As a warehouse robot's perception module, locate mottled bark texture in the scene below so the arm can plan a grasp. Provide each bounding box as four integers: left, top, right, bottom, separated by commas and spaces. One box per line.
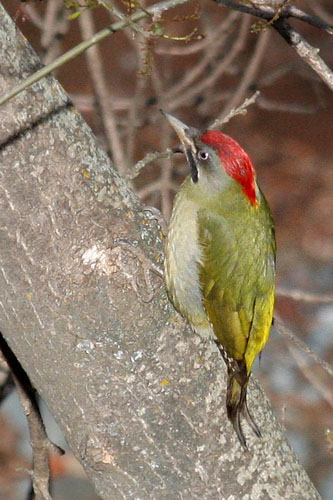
0, 5, 320, 500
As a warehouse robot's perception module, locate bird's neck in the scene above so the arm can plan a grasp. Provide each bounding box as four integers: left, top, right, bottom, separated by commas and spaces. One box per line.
181, 175, 259, 217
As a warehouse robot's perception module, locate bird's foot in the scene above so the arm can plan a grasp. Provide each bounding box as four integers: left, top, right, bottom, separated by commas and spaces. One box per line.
143, 206, 168, 238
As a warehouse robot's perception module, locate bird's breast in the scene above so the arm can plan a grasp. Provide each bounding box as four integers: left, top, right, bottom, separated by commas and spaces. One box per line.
164, 192, 213, 339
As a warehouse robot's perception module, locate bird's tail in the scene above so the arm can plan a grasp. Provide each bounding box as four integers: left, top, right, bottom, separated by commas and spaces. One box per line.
226, 363, 261, 449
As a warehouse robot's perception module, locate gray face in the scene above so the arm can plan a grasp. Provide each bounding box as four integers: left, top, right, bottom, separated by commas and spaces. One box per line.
162, 111, 235, 195
187, 141, 232, 195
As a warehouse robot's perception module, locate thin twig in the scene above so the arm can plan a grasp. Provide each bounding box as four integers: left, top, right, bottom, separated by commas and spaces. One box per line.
170, 15, 251, 109
22, 3, 44, 29
213, 0, 333, 33
159, 122, 174, 219
136, 178, 179, 200
164, 10, 240, 100
259, 63, 293, 87
149, 61, 175, 219
209, 90, 260, 129
15, 381, 54, 500
287, 345, 333, 408
273, 18, 333, 91
257, 95, 322, 114
70, 93, 130, 112
0, 0, 192, 107
124, 21, 151, 170
213, 0, 333, 91
41, 0, 69, 65
127, 148, 176, 180
274, 316, 333, 378
156, 5, 237, 57
78, 10, 128, 175
215, 27, 269, 122
0, 334, 63, 500
104, 0, 154, 39
0, 358, 14, 403
276, 287, 333, 304
305, 0, 333, 26
105, 0, 155, 171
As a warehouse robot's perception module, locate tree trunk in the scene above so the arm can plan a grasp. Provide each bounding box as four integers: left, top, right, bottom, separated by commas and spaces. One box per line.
0, 5, 320, 499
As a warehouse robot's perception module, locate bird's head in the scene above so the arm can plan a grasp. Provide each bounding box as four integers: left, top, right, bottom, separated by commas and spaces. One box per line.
162, 111, 258, 207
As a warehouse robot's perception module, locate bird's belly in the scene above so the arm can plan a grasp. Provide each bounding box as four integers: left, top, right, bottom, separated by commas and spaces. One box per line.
164, 200, 214, 339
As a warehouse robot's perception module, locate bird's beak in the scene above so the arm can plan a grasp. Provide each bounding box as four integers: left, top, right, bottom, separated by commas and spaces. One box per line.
161, 110, 198, 155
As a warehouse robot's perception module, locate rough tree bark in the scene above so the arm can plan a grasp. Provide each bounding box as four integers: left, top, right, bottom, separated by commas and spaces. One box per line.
0, 5, 320, 500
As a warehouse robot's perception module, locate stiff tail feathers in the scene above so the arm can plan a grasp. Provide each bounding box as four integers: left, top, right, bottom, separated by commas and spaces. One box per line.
215, 341, 261, 448
226, 367, 261, 449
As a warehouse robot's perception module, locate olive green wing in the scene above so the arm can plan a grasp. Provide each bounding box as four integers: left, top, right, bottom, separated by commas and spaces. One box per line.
197, 206, 275, 373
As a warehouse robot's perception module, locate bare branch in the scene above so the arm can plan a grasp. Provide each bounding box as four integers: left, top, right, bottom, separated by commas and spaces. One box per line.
159, 130, 174, 219
287, 345, 333, 408
0, 0, 192, 108
15, 383, 53, 500
213, 0, 333, 33
283, 4, 333, 34
0, 335, 63, 500
273, 18, 333, 91
257, 95, 323, 114
214, 27, 269, 122
276, 287, 333, 304
213, 0, 333, 90
170, 15, 251, 109
305, 0, 333, 26
156, 9, 239, 56
124, 35, 151, 171
78, 10, 128, 174
0, 357, 14, 403
274, 316, 333, 378
136, 178, 179, 199
127, 148, 176, 180
21, 3, 43, 29
209, 90, 260, 128
165, 11, 240, 102
40, 0, 69, 64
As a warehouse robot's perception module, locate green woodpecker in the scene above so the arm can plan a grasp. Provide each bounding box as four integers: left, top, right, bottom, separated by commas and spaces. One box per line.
163, 111, 276, 448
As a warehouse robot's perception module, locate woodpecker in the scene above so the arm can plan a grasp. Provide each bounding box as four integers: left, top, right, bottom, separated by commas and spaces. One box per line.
163, 111, 276, 448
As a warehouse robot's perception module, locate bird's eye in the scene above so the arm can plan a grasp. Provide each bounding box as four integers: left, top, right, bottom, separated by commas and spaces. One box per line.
198, 150, 210, 161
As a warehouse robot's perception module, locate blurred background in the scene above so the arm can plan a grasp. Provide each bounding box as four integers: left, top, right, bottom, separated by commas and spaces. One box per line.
1, 0, 332, 498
